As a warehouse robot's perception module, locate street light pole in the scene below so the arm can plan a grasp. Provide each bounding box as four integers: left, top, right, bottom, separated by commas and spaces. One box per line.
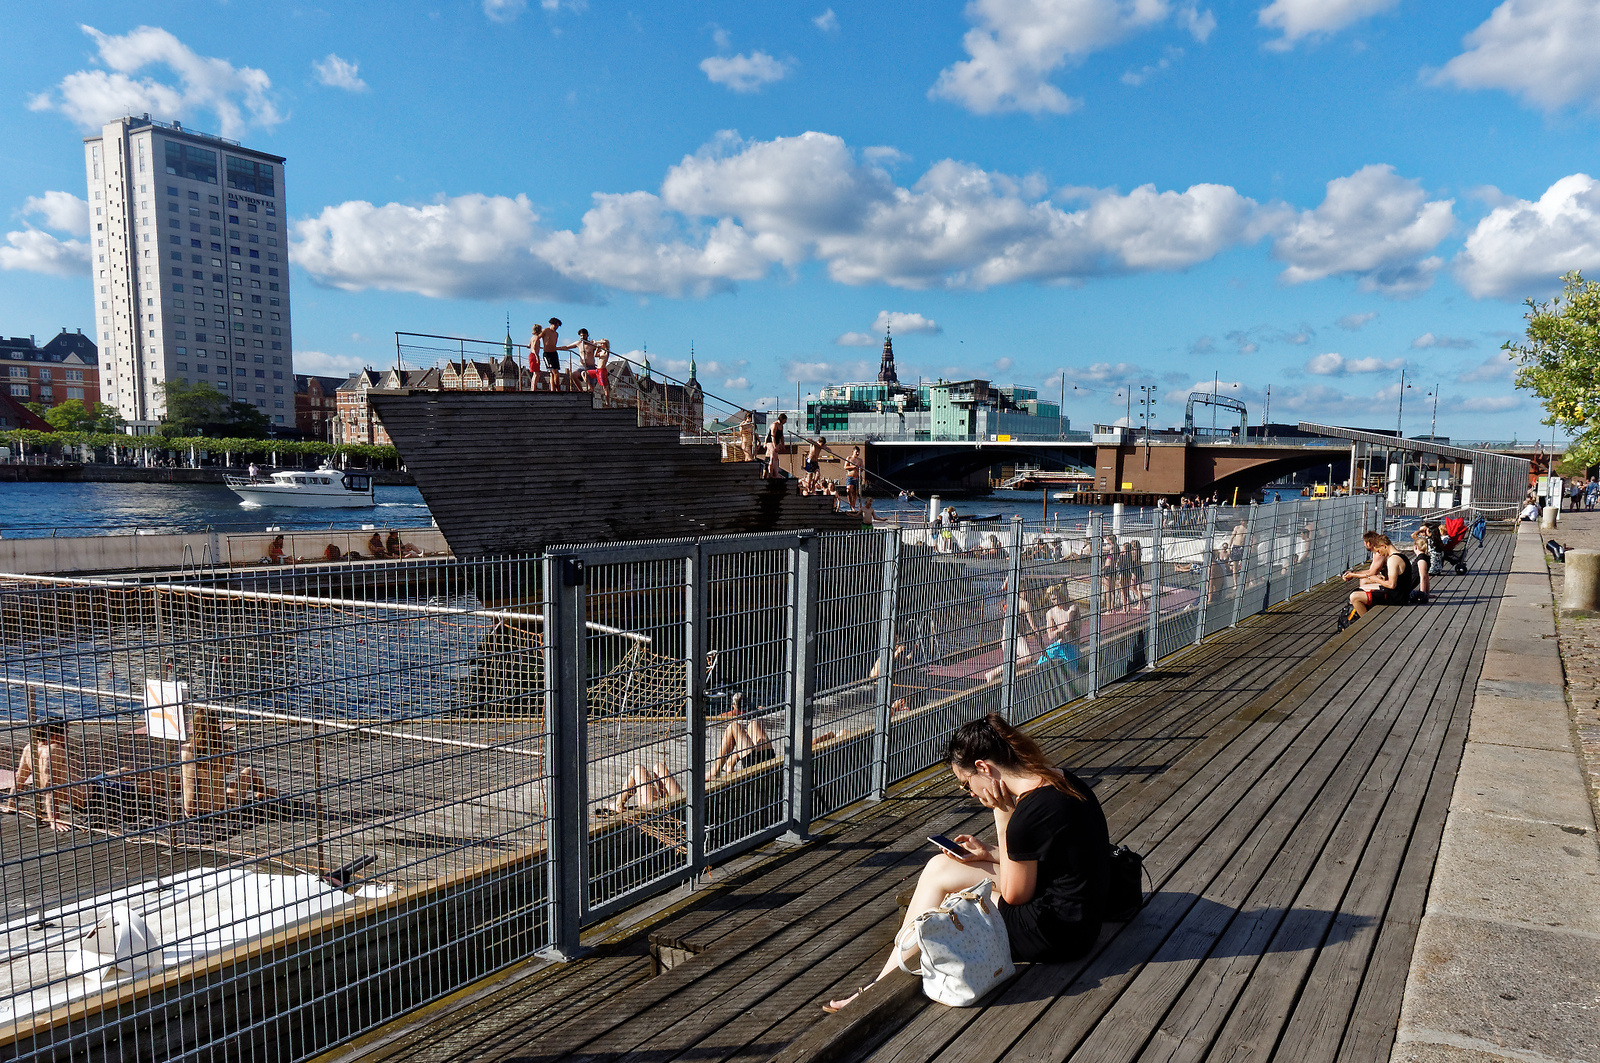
1397, 367, 1408, 437
1212, 371, 1219, 433
1059, 371, 1065, 439
1140, 384, 1156, 469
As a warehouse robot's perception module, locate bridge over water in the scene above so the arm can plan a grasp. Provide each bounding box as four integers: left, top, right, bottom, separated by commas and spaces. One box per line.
862, 427, 1543, 505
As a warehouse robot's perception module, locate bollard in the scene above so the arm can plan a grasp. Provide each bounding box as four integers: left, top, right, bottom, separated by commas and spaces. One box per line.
1540, 506, 1558, 531
1562, 549, 1600, 615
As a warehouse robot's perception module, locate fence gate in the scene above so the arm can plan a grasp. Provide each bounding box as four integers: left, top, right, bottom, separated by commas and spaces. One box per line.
543, 531, 815, 939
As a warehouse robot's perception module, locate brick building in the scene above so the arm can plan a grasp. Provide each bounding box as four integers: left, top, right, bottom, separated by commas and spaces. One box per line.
294, 373, 346, 441
334, 367, 441, 446
1, 330, 101, 412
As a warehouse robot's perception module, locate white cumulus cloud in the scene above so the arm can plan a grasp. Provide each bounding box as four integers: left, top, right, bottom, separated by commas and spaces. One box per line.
290, 131, 1472, 307
1431, 0, 1600, 111
931, 0, 1215, 115
784, 360, 838, 383
1336, 310, 1378, 330
20, 191, 90, 235
835, 332, 875, 346
1410, 332, 1474, 349
291, 194, 594, 301
537, 191, 770, 297
700, 52, 788, 93
873, 310, 942, 335
1453, 173, 1600, 299
313, 54, 366, 92
0, 229, 90, 277
1257, 0, 1399, 50
723, 376, 751, 390
1459, 350, 1517, 382
294, 350, 367, 378
814, 8, 839, 32
1304, 352, 1405, 375
483, 0, 526, 21
29, 25, 280, 138
0, 191, 92, 276
1271, 164, 1454, 296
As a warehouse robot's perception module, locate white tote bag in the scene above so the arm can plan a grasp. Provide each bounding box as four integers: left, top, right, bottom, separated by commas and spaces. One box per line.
895, 879, 1015, 1006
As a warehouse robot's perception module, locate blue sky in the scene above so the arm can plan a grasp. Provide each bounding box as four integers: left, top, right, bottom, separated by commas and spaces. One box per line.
5, 1, 1600, 443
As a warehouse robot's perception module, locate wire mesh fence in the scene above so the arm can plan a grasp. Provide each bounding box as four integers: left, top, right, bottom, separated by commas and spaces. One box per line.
0, 495, 1379, 1061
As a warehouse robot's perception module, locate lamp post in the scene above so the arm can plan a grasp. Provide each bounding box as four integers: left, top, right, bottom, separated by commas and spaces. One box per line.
1139, 384, 1157, 469
1059, 371, 1065, 440
1263, 385, 1271, 441
1397, 367, 1408, 437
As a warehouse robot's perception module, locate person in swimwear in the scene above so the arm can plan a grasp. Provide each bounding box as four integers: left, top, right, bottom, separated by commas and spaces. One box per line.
845, 447, 864, 512
568, 329, 610, 401
539, 318, 575, 392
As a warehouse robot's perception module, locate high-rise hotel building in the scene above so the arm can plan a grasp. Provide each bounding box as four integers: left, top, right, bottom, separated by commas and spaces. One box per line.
84, 115, 293, 430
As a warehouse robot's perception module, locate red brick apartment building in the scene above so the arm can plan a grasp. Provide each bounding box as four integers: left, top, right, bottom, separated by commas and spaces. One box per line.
1, 330, 101, 412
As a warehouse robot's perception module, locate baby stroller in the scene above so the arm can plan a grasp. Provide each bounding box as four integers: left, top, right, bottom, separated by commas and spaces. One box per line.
1437, 517, 1473, 574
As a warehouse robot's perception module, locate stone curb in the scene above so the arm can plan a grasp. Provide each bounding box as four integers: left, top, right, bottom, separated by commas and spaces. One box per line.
1391, 525, 1600, 1063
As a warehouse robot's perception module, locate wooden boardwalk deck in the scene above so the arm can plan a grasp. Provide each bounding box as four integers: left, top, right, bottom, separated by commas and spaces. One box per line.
329, 530, 1513, 1063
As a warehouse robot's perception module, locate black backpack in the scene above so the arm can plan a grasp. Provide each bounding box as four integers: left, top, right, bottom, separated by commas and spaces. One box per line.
1105, 844, 1148, 922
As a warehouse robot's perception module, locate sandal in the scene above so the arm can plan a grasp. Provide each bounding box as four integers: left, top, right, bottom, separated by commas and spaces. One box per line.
822, 987, 867, 1014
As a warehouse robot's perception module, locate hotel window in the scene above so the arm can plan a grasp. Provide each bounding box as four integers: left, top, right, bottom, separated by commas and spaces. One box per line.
7, 367, 25, 378
67, 388, 84, 400
9, 385, 28, 397
67, 370, 83, 381
38, 387, 52, 399
175, 363, 187, 372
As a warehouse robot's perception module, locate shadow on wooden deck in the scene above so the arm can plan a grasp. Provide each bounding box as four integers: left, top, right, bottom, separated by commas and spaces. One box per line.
324, 531, 1514, 1063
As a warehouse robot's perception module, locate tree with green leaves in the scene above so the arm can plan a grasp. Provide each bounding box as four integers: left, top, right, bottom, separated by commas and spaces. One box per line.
1507, 270, 1600, 473
157, 380, 270, 439
41, 399, 121, 433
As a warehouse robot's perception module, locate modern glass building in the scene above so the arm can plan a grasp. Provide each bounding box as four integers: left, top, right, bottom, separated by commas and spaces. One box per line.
84, 115, 293, 430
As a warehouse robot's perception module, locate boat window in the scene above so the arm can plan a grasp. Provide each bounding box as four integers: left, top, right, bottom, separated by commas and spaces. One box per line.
321, 477, 331, 484
295, 477, 306, 484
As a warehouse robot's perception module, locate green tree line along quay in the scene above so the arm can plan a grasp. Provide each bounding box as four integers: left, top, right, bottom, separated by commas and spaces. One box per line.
9, 379, 401, 466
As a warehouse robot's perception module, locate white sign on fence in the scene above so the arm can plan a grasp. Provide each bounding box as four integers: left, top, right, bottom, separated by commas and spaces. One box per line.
143, 680, 189, 741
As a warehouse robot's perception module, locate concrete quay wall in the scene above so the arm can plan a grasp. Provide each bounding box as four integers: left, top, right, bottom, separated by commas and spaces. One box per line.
0, 527, 452, 575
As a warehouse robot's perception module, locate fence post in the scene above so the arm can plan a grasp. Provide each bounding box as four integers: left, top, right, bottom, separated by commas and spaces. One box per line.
540, 553, 588, 961
784, 531, 819, 843
1230, 503, 1259, 626
685, 543, 709, 875
1146, 516, 1163, 669
869, 529, 901, 801
1194, 506, 1218, 646
999, 516, 1025, 721
1088, 512, 1102, 696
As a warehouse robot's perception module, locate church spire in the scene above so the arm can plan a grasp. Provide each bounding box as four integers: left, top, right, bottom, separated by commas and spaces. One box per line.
877, 325, 899, 386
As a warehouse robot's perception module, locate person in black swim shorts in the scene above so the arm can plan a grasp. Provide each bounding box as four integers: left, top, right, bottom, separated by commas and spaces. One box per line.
1343, 531, 1411, 619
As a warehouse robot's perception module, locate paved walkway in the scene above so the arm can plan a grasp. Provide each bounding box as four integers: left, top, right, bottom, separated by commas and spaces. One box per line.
1392, 522, 1600, 1063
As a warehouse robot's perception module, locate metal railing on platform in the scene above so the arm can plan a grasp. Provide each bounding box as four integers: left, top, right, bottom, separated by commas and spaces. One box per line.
0, 494, 1380, 1062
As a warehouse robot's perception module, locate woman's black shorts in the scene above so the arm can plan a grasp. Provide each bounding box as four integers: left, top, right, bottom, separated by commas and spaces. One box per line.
997, 899, 1097, 963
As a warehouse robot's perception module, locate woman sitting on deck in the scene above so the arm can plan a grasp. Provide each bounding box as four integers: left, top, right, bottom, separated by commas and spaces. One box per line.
180, 709, 275, 818
825, 714, 1109, 1012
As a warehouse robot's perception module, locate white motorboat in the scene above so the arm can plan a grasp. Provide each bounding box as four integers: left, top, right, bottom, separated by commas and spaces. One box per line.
225, 465, 375, 508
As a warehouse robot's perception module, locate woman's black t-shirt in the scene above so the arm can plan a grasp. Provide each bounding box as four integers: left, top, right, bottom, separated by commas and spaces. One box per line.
1004, 772, 1111, 934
